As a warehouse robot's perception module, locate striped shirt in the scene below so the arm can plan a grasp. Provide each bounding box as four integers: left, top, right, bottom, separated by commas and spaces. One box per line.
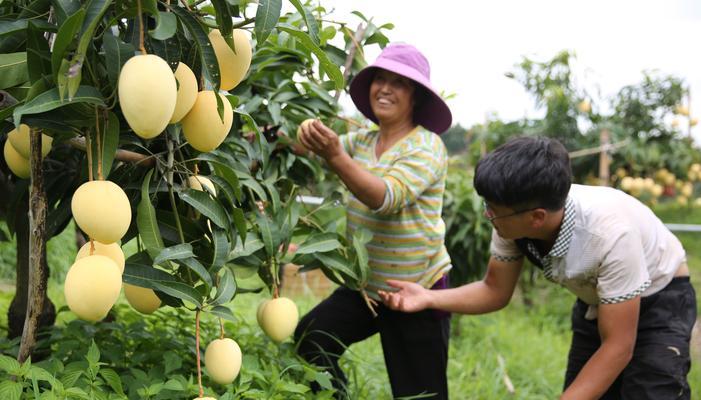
341, 127, 452, 298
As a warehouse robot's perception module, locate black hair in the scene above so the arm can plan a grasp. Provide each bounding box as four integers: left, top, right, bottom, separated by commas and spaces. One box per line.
474, 136, 572, 210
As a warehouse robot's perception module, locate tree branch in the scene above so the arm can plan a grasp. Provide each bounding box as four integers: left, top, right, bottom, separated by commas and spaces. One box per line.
68, 137, 156, 167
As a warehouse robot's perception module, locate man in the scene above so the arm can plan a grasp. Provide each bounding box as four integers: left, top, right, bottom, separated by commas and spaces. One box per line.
379, 136, 696, 399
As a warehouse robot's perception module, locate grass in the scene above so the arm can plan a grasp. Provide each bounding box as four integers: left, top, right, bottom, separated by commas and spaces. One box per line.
0, 206, 699, 398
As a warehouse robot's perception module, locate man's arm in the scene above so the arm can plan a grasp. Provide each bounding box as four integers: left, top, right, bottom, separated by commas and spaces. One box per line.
560, 298, 639, 400
379, 256, 523, 314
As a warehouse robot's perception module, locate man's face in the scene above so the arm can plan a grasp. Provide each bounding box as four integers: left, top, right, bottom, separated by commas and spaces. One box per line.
483, 201, 537, 239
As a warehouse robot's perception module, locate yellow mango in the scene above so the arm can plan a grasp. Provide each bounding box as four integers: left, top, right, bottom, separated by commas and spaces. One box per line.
259, 297, 299, 343
256, 299, 270, 327
8, 124, 53, 159
170, 63, 199, 123
181, 91, 233, 152
118, 54, 177, 139
209, 29, 252, 91
187, 175, 216, 195
71, 180, 131, 243
76, 241, 125, 273
204, 338, 243, 384
64, 255, 122, 321
124, 283, 161, 314
3, 140, 30, 179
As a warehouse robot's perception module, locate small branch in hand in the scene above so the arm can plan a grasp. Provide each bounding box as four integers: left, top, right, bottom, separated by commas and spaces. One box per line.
360, 289, 378, 317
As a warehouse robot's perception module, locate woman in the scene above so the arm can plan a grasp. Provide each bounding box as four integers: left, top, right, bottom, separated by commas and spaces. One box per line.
295, 43, 453, 399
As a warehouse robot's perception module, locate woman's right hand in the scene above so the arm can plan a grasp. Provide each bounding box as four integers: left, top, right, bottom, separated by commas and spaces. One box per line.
298, 120, 344, 162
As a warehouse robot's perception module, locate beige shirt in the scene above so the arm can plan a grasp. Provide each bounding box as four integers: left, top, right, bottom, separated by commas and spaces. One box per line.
491, 184, 686, 317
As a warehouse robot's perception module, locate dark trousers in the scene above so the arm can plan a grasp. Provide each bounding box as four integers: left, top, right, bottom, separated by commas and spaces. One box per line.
294, 286, 451, 399
564, 277, 697, 399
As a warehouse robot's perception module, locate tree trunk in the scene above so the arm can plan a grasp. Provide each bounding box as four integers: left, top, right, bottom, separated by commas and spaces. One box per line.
16, 129, 54, 363
7, 203, 55, 341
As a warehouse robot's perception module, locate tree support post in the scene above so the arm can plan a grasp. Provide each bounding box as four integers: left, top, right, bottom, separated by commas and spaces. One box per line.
17, 127, 49, 363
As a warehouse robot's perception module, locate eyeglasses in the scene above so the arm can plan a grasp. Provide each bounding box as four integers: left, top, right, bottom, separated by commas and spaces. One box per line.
482, 201, 540, 223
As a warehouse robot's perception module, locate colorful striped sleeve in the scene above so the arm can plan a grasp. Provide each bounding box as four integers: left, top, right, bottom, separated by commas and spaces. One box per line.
340, 130, 361, 156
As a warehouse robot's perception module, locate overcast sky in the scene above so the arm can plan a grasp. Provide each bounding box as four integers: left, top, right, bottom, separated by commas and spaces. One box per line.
321, 0, 701, 140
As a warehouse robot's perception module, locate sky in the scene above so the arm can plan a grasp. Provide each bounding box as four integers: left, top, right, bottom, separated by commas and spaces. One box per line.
319, 0, 701, 140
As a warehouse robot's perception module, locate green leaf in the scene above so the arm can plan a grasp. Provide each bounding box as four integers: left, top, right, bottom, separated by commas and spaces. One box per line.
255, 212, 274, 256
177, 257, 213, 288
352, 230, 371, 284
254, 0, 281, 45
240, 177, 268, 202
211, 0, 233, 38
263, 179, 280, 214
0, 354, 21, 374
148, 35, 181, 71
231, 207, 247, 244
102, 31, 134, 90
63, 0, 110, 99
277, 25, 344, 90
26, 20, 52, 83
198, 153, 243, 201
52, 0, 81, 23
0, 52, 28, 90
211, 227, 230, 269
99, 368, 125, 395
210, 268, 236, 305
206, 175, 238, 210
230, 236, 264, 258
314, 252, 358, 281
149, 11, 177, 40
0, 381, 22, 400
296, 233, 341, 254
153, 243, 194, 265
123, 261, 175, 288
151, 281, 203, 307
0, 20, 29, 37
137, 169, 165, 260
51, 9, 86, 80
12, 85, 105, 126
170, 5, 221, 89
209, 305, 236, 322
180, 189, 229, 229
163, 352, 182, 376
86, 340, 100, 366
315, 371, 334, 391
100, 111, 120, 177
287, 0, 319, 44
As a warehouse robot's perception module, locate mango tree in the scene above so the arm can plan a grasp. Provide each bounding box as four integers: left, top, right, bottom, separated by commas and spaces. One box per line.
0, 0, 392, 395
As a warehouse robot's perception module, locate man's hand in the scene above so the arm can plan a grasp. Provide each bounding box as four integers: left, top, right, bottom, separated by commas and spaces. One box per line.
298, 120, 344, 161
378, 280, 434, 312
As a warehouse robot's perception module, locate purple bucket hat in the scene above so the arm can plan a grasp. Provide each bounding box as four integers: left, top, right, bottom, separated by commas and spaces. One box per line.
349, 43, 452, 134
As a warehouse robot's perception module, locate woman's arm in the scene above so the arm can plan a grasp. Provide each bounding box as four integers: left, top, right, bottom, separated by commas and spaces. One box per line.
299, 120, 386, 209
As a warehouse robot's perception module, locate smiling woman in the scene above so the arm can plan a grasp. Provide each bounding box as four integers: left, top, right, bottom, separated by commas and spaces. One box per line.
294, 42, 454, 399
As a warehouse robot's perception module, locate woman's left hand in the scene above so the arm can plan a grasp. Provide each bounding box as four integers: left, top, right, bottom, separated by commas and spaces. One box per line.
298, 120, 344, 161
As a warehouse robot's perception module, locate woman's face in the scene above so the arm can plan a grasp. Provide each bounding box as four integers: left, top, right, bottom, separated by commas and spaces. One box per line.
369, 69, 416, 126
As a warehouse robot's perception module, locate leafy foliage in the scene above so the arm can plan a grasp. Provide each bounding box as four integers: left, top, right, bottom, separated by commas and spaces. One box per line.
0, 305, 335, 399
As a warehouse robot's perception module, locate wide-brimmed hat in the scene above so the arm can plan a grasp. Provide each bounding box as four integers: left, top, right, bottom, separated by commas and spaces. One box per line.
349, 43, 452, 134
